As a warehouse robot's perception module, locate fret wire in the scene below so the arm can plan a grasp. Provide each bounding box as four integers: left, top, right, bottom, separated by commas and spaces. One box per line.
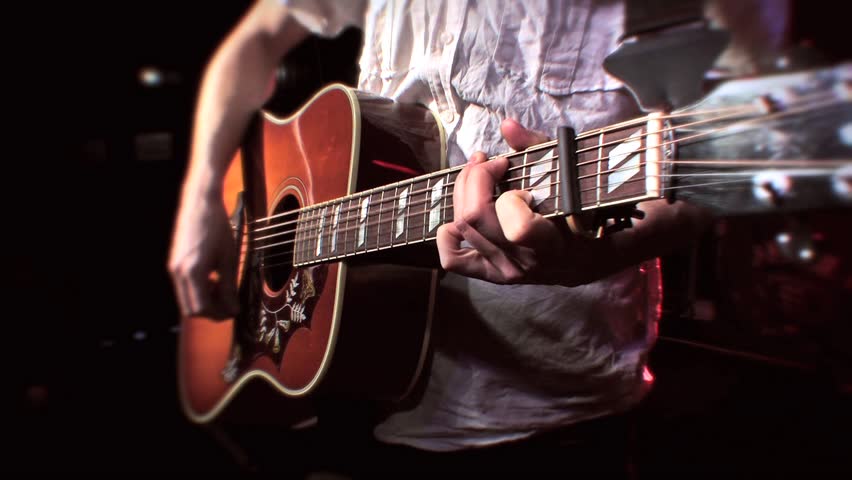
347, 200, 354, 254
296, 208, 307, 264
403, 183, 411, 245
422, 177, 430, 241
292, 210, 300, 264
597, 132, 603, 206
301, 208, 310, 263
324, 205, 331, 259
554, 151, 560, 214
325, 205, 333, 259
342, 198, 350, 256
391, 185, 398, 249
376, 189, 383, 250
363, 192, 370, 254
308, 207, 317, 262
332, 203, 341, 256
380, 188, 387, 249
443, 172, 452, 225
291, 211, 300, 264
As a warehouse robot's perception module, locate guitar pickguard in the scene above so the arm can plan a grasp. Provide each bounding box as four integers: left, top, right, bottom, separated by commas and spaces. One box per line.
224, 265, 328, 383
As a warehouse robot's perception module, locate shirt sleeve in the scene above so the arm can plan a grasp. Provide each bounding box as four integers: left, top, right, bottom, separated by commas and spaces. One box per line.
281, 0, 366, 37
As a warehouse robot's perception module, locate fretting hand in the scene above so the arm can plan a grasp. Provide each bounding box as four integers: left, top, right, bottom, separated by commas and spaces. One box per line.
436, 119, 579, 285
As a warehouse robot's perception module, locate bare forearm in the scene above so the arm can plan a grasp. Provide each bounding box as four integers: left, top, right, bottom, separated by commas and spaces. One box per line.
183, 1, 308, 200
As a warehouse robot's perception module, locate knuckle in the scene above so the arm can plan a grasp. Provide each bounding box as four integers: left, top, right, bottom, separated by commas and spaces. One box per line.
502, 224, 525, 244
168, 260, 187, 278
439, 254, 459, 272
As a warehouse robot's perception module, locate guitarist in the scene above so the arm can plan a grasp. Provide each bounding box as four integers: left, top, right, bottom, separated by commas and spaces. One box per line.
168, 0, 790, 475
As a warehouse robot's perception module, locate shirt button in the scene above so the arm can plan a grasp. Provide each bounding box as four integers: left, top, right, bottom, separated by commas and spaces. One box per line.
440, 31, 454, 45
441, 110, 455, 123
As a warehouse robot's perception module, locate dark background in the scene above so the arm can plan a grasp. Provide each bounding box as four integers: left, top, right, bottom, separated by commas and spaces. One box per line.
9, 0, 851, 473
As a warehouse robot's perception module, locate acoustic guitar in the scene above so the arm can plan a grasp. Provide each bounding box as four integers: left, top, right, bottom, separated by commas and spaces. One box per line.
178, 62, 852, 424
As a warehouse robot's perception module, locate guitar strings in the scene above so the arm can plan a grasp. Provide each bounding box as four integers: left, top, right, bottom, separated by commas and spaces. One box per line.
237, 92, 850, 254
246, 149, 851, 256
247, 168, 846, 271
244, 90, 842, 230
246, 162, 848, 264
249, 149, 851, 255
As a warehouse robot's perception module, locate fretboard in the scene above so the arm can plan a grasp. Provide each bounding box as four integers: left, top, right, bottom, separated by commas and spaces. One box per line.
291, 142, 569, 266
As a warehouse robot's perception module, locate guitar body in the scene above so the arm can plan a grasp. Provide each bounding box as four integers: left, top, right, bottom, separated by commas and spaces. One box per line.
178, 85, 446, 424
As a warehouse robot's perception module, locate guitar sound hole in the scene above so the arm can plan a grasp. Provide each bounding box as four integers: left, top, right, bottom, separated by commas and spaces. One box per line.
262, 194, 299, 292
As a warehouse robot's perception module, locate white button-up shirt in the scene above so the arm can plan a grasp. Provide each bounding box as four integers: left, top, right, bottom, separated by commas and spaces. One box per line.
285, 0, 660, 452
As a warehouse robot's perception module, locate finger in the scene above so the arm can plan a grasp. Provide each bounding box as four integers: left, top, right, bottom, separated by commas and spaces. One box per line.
495, 190, 559, 247
437, 222, 521, 282
459, 156, 509, 242
453, 152, 487, 223
176, 273, 209, 317
495, 190, 536, 244
500, 118, 550, 151
456, 221, 525, 282
437, 223, 475, 271
173, 275, 195, 317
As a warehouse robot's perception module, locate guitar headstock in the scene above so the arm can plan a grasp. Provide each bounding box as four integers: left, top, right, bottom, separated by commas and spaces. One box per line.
667, 62, 852, 216
559, 62, 852, 237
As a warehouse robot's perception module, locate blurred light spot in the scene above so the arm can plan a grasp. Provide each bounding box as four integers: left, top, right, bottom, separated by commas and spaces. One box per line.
132, 330, 147, 341
833, 165, 852, 198
839, 124, 852, 146
139, 67, 162, 87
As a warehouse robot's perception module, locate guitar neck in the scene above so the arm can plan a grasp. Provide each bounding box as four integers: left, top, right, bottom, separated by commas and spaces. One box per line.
290, 140, 568, 266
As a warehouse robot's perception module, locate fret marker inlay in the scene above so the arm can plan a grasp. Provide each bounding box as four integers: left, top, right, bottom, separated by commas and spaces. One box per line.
315, 207, 327, 257
357, 196, 370, 247
428, 178, 444, 232
530, 149, 555, 207
396, 187, 409, 238
607, 129, 643, 193
331, 204, 341, 252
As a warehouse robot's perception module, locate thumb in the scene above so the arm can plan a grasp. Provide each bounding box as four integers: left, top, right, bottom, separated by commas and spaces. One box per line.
500, 118, 550, 151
